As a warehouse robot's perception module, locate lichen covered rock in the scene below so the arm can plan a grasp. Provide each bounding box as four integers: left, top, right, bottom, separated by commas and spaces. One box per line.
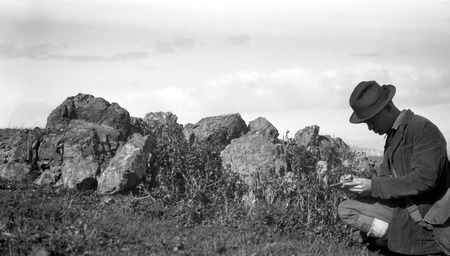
98, 133, 155, 195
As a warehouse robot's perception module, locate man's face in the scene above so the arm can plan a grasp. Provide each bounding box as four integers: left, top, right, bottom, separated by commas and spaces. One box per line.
364, 108, 391, 135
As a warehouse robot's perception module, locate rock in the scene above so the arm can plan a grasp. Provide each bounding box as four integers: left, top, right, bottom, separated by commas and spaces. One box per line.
318, 135, 350, 154
294, 125, 320, 147
34, 169, 60, 186
185, 113, 248, 147
0, 163, 29, 181
45, 93, 131, 138
37, 129, 64, 176
98, 133, 155, 195
248, 117, 279, 140
0, 128, 42, 181
58, 120, 122, 189
144, 112, 179, 127
327, 136, 351, 155
129, 117, 145, 136
294, 125, 352, 165
138, 112, 187, 191
183, 123, 196, 145
142, 112, 185, 141
221, 132, 286, 186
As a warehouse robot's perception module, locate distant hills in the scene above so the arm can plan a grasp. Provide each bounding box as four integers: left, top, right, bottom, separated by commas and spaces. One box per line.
351, 146, 383, 157
351, 146, 450, 168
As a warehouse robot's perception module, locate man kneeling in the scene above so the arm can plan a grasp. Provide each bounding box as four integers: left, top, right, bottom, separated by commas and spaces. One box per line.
337, 81, 450, 255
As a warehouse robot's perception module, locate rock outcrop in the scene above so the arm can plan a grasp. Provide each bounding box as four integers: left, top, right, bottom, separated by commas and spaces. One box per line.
0, 128, 42, 181
0, 92, 373, 195
184, 113, 249, 147
98, 133, 155, 195
142, 112, 185, 142
58, 120, 122, 189
294, 125, 320, 147
248, 117, 279, 140
295, 125, 351, 156
143, 112, 179, 128
221, 132, 286, 186
46, 93, 131, 139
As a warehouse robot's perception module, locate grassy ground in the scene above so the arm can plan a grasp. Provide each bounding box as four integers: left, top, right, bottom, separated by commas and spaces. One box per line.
0, 179, 391, 256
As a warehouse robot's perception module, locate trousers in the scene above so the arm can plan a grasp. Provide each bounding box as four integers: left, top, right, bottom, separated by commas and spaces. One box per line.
338, 197, 449, 255
338, 196, 396, 235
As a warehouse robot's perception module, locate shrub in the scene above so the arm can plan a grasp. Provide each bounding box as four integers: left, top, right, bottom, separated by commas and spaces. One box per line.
144, 125, 376, 243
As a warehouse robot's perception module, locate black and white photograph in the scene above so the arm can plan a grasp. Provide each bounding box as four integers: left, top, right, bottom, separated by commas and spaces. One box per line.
1, 1, 450, 255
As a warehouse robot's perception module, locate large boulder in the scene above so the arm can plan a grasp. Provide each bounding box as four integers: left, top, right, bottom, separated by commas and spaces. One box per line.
294, 125, 320, 147
294, 125, 351, 161
56, 120, 122, 189
185, 113, 249, 146
46, 93, 131, 139
0, 128, 42, 181
318, 135, 351, 156
221, 132, 286, 186
143, 112, 179, 128
248, 117, 279, 140
141, 112, 184, 139
98, 133, 155, 195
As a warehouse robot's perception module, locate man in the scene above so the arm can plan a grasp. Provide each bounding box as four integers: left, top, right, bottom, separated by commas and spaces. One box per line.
337, 81, 450, 255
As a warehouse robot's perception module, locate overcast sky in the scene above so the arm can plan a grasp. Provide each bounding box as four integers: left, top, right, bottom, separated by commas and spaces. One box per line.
1, 0, 450, 154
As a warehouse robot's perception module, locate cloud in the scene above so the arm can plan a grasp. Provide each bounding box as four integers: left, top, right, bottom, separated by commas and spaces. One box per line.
102, 62, 450, 124
155, 41, 176, 55
190, 68, 333, 114
350, 53, 381, 57
154, 37, 196, 55
0, 43, 68, 59
52, 52, 149, 62
173, 37, 196, 50
226, 34, 252, 47
0, 43, 149, 62
183, 63, 450, 116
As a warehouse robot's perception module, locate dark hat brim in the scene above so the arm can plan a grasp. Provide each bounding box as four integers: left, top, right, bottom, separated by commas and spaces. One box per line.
349, 84, 396, 124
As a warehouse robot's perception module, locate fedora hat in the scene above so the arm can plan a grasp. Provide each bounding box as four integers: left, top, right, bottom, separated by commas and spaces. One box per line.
349, 81, 396, 124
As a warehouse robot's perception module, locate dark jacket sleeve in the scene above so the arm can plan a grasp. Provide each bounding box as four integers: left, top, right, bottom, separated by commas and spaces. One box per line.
371, 117, 447, 200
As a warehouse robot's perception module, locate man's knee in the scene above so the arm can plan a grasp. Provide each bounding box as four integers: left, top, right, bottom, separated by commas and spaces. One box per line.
338, 199, 355, 224
337, 199, 373, 234
337, 199, 389, 239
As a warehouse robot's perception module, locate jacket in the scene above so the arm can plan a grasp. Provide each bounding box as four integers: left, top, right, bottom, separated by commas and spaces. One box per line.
371, 110, 450, 255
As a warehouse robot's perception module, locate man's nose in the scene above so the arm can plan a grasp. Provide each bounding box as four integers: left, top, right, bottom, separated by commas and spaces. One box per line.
367, 123, 374, 131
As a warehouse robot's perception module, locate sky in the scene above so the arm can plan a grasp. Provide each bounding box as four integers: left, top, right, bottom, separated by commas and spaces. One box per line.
1, 0, 450, 155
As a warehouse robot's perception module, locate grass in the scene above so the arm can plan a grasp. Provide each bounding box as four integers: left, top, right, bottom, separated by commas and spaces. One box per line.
0, 178, 390, 256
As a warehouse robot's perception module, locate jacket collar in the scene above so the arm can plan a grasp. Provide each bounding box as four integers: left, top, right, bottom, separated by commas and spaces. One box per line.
391, 109, 407, 131
389, 109, 414, 152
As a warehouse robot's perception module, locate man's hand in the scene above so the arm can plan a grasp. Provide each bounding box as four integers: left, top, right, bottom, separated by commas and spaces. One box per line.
340, 174, 354, 183
342, 177, 372, 196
